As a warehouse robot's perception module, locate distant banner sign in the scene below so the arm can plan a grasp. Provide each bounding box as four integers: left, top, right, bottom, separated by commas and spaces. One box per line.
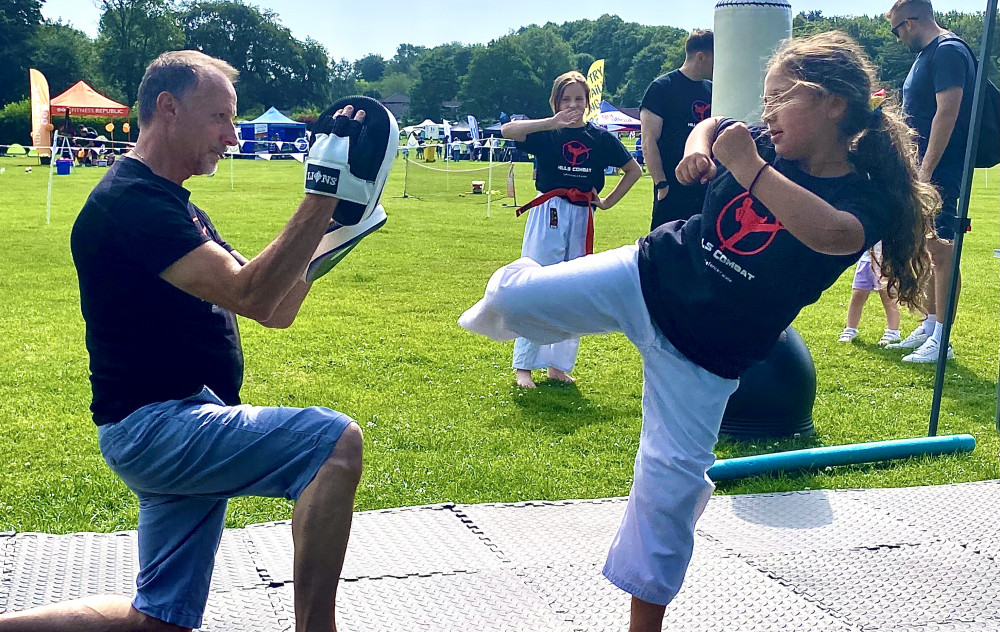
29, 69, 51, 157
586, 59, 605, 123
255, 123, 268, 138
468, 115, 481, 146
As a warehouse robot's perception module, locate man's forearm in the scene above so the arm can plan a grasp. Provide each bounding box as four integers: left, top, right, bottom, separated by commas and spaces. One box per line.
643, 143, 667, 183
234, 196, 335, 317
921, 112, 958, 179
921, 88, 963, 180
260, 279, 312, 329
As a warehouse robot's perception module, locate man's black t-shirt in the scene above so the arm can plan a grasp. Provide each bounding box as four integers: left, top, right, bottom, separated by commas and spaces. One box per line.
902, 34, 975, 194
71, 157, 244, 426
640, 70, 713, 187
637, 125, 889, 379
519, 122, 631, 194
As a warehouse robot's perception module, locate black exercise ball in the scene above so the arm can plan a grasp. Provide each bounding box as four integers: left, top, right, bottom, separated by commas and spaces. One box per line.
720, 325, 816, 440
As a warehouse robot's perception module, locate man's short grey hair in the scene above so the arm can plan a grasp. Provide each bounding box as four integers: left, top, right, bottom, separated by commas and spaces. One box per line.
886, 0, 934, 20
137, 50, 239, 125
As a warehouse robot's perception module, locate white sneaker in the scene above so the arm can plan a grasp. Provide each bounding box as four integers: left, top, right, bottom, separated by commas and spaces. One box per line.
838, 328, 858, 343
902, 338, 955, 363
878, 330, 901, 346
886, 326, 929, 349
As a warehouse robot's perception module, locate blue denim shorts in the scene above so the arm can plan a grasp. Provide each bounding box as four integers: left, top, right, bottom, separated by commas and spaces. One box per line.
97, 387, 354, 629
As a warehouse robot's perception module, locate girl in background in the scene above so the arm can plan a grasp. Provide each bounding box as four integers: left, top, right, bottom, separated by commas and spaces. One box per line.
501, 71, 641, 388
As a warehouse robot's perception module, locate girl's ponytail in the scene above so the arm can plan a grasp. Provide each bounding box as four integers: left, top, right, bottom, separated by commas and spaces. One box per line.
848, 100, 938, 309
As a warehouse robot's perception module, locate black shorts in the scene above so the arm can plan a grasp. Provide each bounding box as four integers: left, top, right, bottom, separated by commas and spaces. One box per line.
933, 188, 960, 240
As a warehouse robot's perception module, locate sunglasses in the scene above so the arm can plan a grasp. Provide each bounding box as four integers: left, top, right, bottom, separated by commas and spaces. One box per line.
891, 17, 914, 38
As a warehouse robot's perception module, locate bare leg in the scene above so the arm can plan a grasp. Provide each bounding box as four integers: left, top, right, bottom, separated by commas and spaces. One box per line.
928, 239, 959, 323
629, 596, 666, 632
292, 423, 364, 632
845, 289, 870, 329
878, 288, 900, 330
924, 261, 937, 322
0, 597, 186, 632
516, 369, 537, 388
546, 367, 576, 383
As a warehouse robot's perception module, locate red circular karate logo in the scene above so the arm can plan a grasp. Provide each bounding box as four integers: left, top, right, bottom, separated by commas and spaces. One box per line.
715, 192, 785, 256
562, 140, 591, 167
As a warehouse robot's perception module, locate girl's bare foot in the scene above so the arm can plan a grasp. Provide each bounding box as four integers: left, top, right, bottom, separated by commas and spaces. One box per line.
546, 367, 576, 383
516, 369, 537, 388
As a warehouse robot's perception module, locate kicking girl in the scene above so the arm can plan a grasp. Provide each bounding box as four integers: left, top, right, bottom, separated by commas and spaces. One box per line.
502, 71, 641, 388
460, 31, 936, 630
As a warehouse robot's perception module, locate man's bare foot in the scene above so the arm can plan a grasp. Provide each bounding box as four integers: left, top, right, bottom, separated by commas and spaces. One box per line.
516, 369, 537, 388
547, 367, 576, 383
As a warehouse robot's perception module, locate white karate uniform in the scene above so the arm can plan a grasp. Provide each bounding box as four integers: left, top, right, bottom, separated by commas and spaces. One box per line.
512, 194, 593, 372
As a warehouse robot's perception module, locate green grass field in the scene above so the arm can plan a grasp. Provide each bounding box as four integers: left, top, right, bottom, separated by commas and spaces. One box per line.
0, 154, 997, 534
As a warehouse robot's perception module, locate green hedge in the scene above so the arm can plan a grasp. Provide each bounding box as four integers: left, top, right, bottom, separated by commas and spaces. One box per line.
0, 100, 32, 146
0, 99, 139, 147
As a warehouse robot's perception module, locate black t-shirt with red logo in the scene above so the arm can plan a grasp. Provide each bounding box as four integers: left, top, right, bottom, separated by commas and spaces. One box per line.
519, 122, 632, 194
640, 70, 713, 187
636, 124, 888, 379
71, 157, 244, 425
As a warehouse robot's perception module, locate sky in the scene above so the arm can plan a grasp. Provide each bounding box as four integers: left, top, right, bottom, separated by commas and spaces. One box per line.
41, 0, 992, 61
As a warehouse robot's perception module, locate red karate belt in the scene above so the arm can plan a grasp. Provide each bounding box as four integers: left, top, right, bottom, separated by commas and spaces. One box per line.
514, 188, 597, 255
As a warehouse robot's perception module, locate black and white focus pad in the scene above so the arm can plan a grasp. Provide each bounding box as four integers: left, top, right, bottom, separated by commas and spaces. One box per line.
305, 95, 398, 226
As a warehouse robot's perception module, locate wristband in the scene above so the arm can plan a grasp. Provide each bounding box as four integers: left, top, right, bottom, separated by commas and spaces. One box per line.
748, 163, 769, 196
654, 180, 669, 190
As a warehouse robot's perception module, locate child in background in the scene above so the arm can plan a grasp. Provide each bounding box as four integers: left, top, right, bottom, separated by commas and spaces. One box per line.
838, 242, 901, 345
501, 71, 642, 388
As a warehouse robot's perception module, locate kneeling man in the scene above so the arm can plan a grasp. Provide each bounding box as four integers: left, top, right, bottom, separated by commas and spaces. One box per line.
0, 50, 386, 632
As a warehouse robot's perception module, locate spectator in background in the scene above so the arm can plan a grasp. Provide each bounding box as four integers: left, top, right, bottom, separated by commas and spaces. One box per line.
884, 0, 975, 363
640, 29, 714, 231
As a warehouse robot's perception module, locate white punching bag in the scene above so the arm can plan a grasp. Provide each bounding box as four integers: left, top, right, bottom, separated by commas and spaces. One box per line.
713, 0, 793, 123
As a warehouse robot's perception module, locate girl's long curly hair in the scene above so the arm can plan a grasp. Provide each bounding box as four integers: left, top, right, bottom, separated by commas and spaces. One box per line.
767, 30, 939, 308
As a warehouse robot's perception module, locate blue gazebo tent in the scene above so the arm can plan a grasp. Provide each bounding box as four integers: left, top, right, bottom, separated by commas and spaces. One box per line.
238, 107, 306, 154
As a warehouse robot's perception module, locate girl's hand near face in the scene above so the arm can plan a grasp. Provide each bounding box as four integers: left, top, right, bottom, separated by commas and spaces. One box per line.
552, 108, 583, 128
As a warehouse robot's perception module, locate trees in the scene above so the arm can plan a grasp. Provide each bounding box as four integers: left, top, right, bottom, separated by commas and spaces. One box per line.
354, 53, 386, 83
510, 26, 574, 86
329, 57, 357, 101
615, 36, 685, 107
460, 37, 547, 119
29, 20, 98, 95
410, 47, 460, 122
96, 0, 183, 104
389, 43, 426, 75
0, 0, 44, 106
182, 1, 332, 111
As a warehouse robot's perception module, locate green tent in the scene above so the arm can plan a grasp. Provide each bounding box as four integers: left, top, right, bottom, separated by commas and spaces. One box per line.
4, 144, 26, 156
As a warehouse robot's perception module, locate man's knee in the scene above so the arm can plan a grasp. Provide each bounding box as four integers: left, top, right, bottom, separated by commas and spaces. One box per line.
320, 422, 363, 485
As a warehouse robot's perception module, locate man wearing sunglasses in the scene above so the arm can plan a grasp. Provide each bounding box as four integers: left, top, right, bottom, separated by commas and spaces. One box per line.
884, 0, 976, 363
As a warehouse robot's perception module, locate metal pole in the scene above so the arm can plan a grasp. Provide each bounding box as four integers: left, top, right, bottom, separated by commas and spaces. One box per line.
929, 0, 996, 436
45, 131, 58, 225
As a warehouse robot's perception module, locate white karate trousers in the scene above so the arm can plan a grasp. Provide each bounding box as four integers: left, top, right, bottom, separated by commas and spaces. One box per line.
512, 196, 592, 372
459, 244, 739, 606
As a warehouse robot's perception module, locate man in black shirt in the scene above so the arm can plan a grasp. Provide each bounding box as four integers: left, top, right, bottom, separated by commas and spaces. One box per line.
1, 51, 362, 632
641, 29, 714, 230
